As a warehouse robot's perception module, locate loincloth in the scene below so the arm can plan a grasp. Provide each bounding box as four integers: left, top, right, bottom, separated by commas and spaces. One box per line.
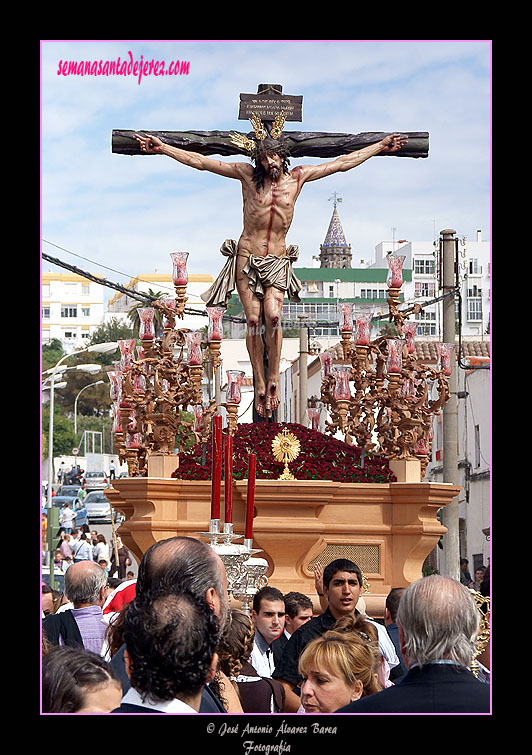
200, 239, 302, 309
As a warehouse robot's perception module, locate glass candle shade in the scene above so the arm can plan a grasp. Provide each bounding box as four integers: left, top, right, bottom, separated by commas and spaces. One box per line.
436, 342, 456, 377
338, 302, 354, 332
332, 365, 352, 400
192, 404, 203, 433
386, 254, 406, 289
403, 321, 417, 354
125, 432, 142, 449
308, 407, 322, 432
170, 251, 189, 286
160, 297, 176, 328
138, 308, 155, 340
185, 331, 203, 366
413, 436, 429, 454
355, 311, 373, 346
319, 351, 333, 380
118, 339, 136, 372
133, 374, 146, 394
207, 306, 224, 341
108, 371, 122, 402
112, 403, 122, 434
226, 370, 245, 404
386, 339, 406, 374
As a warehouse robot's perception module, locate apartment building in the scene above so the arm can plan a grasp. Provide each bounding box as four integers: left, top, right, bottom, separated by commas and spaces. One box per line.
41, 272, 105, 350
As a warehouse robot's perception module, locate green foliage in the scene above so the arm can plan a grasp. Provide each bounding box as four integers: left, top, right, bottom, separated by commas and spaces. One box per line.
42, 405, 76, 457
42, 339, 65, 372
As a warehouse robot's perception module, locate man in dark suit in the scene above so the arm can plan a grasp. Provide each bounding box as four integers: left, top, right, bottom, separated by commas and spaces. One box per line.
110, 536, 229, 713
271, 591, 313, 667
336, 574, 490, 714
113, 590, 221, 713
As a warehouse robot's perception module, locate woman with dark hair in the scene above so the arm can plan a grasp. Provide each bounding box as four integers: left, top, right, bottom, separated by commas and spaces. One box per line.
42, 645, 122, 713
217, 609, 285, 713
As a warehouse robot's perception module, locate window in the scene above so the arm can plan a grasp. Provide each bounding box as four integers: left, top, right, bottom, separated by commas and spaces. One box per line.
61, 305, 78, 318
329, 285, 335, 297
414, 258, 435, 275
82, 284, 90, 295
42, 306, 50, 319
469, 259, 482, 275
475, 425, 481, 468
415, 282, 435, 298
467, 298, 482, 321
81, 307, 90, 317
42, 284, 50, 298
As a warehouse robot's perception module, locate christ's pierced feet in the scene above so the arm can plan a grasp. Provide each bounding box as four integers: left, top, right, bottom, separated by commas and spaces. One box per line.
255, 380, 267, 418
265, 378, 280, 418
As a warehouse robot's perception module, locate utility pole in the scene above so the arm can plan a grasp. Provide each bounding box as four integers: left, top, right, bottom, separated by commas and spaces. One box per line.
440, 228, 460, 581
298, 314, 309, 426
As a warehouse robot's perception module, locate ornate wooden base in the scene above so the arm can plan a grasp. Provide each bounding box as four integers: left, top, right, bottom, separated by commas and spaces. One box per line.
107, 463, 459, 618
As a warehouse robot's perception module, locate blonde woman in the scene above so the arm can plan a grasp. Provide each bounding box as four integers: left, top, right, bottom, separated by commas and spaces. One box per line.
298, 626, 382, 713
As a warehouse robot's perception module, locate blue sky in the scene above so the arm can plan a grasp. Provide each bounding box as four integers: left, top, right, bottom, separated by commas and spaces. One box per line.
41, 40, 491, 304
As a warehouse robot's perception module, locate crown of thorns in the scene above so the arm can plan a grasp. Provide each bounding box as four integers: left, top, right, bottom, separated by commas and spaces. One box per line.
229, 111, 287, 154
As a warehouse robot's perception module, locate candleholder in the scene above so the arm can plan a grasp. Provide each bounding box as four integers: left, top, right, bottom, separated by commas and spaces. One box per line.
307, 406, 322, 432
170, 251, 189, 318
207, 306, 224, 372
232, 556, 269, 615
386, 339, 406, 375
386, 254, 406, 289
319, 351, 333, 380
226, 369, 245, 403
436, 342, 456, 377
403, 321, 417, 354
138, 307, 155, 343
354, 311, 374, 347
118, 339, 136, 372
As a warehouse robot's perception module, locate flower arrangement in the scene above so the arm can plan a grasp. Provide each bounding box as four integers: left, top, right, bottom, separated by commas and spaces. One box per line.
171, 422, 396, 484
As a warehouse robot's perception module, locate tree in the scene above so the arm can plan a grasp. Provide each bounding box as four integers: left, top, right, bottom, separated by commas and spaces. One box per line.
42, 338, 65, 372
89, 317, 135, 366
42, 404, 76, 457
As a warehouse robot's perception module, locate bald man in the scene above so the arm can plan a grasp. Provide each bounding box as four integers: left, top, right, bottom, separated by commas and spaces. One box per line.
42, 560, 108, 653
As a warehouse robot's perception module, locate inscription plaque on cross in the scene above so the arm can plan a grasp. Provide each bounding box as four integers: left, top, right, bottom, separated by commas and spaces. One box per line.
119, 84, 428, 424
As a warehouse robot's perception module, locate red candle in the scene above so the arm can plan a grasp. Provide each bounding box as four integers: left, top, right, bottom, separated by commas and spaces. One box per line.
210, 415, 222, 520
224, 432, 233, 524
245, 453, 256, 540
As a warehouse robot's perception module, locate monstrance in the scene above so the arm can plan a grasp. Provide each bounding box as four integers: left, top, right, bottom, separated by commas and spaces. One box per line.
272, 427, 301, 480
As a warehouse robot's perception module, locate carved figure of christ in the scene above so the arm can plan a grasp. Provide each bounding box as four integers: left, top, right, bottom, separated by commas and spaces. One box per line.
134, 131, 407, 418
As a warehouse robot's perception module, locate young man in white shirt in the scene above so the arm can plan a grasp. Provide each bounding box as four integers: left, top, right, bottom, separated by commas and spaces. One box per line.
249, 586, 286, 678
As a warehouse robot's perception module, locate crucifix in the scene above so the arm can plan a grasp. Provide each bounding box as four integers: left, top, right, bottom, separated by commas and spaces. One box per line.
113, 84, 428, 423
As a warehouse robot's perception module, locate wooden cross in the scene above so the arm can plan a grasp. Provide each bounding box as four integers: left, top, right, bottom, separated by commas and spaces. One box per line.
112, 83, 429, 159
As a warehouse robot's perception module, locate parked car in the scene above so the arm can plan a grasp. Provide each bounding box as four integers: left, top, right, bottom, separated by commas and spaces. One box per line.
82, 471, 109, 491
85, 490, 121, 524
57, 485, 82, 498
42, 495, 88, 528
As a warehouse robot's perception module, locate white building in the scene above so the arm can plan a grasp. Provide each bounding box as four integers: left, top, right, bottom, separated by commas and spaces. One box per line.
105, 272, 214, 333
41, 272, 105, 350
371, 229, 490, 340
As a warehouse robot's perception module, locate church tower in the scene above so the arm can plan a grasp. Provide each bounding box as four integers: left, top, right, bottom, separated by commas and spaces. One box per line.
319, 194, 352, 269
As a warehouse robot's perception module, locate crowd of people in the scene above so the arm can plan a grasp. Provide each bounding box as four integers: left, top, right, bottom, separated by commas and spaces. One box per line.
41, 535, 491, 715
